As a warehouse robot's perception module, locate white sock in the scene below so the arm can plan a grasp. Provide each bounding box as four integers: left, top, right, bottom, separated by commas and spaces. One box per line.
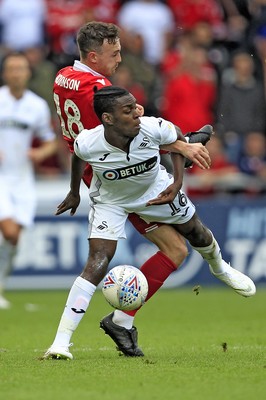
112, 310, 134, 330
192, 232, 225, 274
51, 276, 96, 348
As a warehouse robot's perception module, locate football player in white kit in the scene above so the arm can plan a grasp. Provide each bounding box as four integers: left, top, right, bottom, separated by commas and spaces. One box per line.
46, 21, 214, 359
0, 53, 57, 309
42, 86, 256, 360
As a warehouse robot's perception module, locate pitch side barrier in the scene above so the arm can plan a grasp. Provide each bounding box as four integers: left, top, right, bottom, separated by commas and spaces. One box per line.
6, 179, 266, 290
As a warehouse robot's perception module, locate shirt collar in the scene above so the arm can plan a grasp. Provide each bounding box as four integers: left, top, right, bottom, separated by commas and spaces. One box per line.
73, 60, 105, 77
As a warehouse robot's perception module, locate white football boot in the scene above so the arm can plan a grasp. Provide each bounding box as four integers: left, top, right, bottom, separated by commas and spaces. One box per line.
210, 260, 256, 297
42, 344, 73, 360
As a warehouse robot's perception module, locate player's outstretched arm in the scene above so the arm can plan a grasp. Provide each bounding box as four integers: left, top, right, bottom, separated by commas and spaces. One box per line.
28, 139, 58, 164
55, 190, 81, 216
55, 153, 86, 216
146, 182, 181, 206
146, 152, 184, 206
161, 124, 211, 170
161, 141, 211, 170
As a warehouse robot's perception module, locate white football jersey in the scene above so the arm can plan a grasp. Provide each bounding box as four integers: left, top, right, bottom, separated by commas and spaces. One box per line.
74, 116, 178, 205
0, 86, 55, 182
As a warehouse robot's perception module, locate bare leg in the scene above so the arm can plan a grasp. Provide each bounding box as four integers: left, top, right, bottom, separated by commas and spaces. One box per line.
0, 219, 21, 309
175, 214, 256, 297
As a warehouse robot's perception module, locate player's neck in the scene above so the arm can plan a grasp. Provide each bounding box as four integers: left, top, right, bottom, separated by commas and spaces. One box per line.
8, 87, 25, 99
104, 130, 132, 153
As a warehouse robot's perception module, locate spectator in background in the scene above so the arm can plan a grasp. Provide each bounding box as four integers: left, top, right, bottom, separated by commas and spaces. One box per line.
189, 21, 231, 79
24, 46, 57, 114
237, 2, 266, 91
117, 0, 175, 67
161, 25, 226, 76
160, 23, 230, 85
0, 53, 57, 309
219, 0, 250, 50
44, 0, 121, 69
237, 131, 266, 180
160, 31, 194, 81
161, 42, 217, 132
252, 24, 266, 93
24, 46, 70, 176
110, 64, 147, 110
86, 0, 120, 23
0, 0, 47, 57
119, 31, 160, 115
166, 0, 248, 46
166, 0, 226, 40
216, 50, 266, 162
246, 0, 266, 49
165, 0, 250, 73
45, 0, 93, 68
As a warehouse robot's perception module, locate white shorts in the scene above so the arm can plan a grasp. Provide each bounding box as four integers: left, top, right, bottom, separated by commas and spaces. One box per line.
88, 190, 195, 240
0, 178, 37, 227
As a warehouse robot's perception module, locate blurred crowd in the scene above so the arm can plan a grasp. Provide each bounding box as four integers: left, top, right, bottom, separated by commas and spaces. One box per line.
1, 0, 266, 197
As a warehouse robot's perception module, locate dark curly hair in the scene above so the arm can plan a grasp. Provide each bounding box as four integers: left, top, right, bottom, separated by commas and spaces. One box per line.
93, 86, 130, 121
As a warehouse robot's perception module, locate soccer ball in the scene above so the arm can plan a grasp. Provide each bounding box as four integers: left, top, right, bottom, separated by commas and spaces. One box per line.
102, 265, 148, 311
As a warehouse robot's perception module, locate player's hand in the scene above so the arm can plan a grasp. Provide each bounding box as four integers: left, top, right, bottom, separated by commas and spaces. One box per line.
161, 141, 211, 170
136, 104, 144, 116
184, 143, 211, 170
146, 183, 180, 206
55, 191, 80, 216
28, 148, 45, 164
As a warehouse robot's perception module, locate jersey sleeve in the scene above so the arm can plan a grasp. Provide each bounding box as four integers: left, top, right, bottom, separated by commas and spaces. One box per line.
74, 130, 90, 161
157, 118, 178, 145
142, 116, 178, 146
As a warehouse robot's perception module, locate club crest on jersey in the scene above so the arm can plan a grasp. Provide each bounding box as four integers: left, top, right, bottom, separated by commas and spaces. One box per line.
96, 221, 108, 231
138, 137, 150, 149
96, 79, 106, 85
103, 156, 157, 180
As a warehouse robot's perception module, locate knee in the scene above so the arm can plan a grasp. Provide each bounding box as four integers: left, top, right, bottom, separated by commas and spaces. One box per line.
157, 235, 188, 266
145, 226, 188, 266
81, 255, 110, 285
81, 243, 116, 285
167, 239, 188, 265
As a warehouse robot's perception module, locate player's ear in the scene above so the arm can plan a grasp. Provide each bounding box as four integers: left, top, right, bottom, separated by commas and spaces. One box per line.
87, 51, 97, 64
102, 112, 113, 125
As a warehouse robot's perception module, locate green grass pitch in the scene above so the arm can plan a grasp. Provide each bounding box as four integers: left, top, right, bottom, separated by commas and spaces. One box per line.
0, 287, 265, 400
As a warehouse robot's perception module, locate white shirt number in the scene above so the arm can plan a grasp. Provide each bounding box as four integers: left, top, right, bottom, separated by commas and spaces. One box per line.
54, 93, 84, 140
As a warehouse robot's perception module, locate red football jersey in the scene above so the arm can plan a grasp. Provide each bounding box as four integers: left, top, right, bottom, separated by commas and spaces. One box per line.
53, 63, 112, 186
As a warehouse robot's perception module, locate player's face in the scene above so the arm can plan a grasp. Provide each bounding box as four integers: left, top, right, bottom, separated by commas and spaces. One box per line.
2, 56, 31, 90
111, 94, 141, 138
95, 39, 122, 77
